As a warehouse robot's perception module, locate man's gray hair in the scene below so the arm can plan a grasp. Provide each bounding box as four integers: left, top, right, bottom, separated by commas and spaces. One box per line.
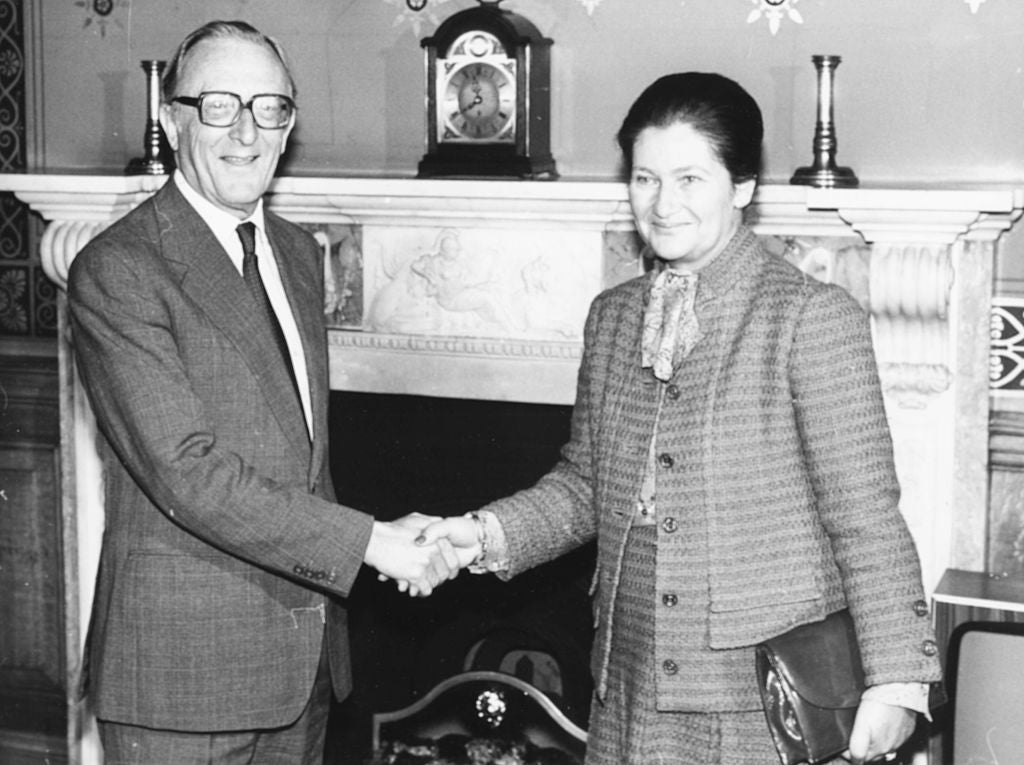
161, 20, 296, 102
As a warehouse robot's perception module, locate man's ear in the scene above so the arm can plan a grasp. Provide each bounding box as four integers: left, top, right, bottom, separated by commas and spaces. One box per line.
279, 113, 296, 156
159, 103, 179, 151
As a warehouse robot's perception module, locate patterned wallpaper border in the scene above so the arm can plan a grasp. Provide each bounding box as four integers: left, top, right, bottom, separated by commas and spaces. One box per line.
63, 0, 999, 40
0, 0, 52, 339
382, 0, 992, 36
992, 297, 1024, 395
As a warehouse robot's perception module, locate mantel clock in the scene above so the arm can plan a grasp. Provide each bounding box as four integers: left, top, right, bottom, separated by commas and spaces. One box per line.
418, 0, 557, 180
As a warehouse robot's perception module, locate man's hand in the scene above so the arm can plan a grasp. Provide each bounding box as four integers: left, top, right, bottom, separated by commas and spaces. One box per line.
843, 698, 917, 764
375, 515, 484, 595
415, 516, 482, 569
364, 515, 460, 597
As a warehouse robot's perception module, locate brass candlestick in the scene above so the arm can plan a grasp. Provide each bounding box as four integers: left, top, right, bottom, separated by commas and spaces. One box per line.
790, 55, 858, 188
126, 60, 172, 175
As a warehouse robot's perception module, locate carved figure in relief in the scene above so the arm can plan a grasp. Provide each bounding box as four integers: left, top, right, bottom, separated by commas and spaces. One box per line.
368, 229, 584, 339
365, 247, 436, 333
409, 228, 516, 332
511, 255, 579, 338
317, 227, 363, 326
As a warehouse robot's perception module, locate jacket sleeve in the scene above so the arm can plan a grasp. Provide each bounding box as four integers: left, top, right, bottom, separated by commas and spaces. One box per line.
482, 296, 606, 576
67, 230, 373, 597
790, 284, 941, 686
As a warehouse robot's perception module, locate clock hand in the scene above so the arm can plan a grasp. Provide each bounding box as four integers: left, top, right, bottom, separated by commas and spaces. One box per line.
460, 94, 483, 113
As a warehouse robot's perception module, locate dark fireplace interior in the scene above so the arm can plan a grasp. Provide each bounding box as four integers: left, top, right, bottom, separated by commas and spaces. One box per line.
324, 392, 595, 763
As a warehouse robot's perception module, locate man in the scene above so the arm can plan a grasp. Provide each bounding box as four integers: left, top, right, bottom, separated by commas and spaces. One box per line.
67, 20, 455, 764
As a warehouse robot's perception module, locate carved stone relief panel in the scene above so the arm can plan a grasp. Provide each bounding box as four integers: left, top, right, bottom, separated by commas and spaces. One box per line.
358, 225, 603, 341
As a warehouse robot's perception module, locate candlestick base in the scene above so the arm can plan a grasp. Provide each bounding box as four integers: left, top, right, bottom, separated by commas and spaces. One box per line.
790, 164, 859, 188
125, 156, 171, 176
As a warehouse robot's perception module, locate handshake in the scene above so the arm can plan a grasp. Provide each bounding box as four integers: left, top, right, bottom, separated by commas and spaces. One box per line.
363, 512, 488, 596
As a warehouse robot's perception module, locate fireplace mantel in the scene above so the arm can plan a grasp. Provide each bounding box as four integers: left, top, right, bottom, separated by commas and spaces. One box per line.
2, 172, 1022, 764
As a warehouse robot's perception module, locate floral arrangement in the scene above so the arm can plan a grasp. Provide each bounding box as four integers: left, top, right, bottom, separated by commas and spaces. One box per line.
369, 734, 582, 765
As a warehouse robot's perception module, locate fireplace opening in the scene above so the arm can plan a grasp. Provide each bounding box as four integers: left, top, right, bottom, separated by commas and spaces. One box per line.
325, 391, 595, 763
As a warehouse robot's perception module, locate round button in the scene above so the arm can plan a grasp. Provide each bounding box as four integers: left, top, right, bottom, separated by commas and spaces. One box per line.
921, 640, 938, 657
661, 517, 678, 534
662, 659, 678, 675
666, 384, 681, 400
658, 453, 675, 469
913, 600, 929, 617
662, 593, 678, 607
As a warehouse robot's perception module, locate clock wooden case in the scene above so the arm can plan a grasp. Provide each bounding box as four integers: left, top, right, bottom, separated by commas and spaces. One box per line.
418, 0, 557, 180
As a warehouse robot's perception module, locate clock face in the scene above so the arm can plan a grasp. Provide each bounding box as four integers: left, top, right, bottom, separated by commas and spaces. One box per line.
440, 60, 516, 143
419, 15, 555, 179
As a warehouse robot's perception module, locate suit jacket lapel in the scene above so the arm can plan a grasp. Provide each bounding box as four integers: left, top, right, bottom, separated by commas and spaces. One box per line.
265, 216, 330, 485
152, 183, 312, 462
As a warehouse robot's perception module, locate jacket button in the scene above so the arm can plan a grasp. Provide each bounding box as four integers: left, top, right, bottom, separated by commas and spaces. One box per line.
913, 599, 929, 617
666, 384, 681, 400
661, 517, 678, 534
662, 659, 678, 675
662, 593, 678, 607
922, 640, 938, 657
658, 453, 674, 469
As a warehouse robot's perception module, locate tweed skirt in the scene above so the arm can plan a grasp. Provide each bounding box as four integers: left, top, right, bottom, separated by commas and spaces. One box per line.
584, 525, 783, 765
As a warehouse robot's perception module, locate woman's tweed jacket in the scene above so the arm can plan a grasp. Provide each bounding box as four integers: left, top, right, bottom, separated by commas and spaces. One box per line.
484, 226, 942, 709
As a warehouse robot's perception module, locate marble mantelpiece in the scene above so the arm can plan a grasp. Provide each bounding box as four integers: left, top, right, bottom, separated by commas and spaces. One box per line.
2, 172, 1021, 765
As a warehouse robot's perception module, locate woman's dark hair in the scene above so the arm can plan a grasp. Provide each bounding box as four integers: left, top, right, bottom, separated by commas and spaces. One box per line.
161, 20, 296, 102
616, 72, 763, 184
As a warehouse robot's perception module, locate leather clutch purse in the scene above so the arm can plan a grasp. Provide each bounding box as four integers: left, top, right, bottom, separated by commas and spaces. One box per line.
755, 609, 865, 765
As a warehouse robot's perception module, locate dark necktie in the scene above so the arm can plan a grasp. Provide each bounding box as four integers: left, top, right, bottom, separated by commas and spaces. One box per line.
236, 222, 301, 402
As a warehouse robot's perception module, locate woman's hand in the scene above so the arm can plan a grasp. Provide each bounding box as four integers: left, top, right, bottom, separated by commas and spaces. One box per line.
844, 698, 917, 764
415, 516, 482, 569
366, 513, 460, 597
373, 513, 480, 596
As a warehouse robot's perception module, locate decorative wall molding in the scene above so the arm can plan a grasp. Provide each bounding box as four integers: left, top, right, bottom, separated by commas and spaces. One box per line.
330, 329, 583, 360
870, 243, 956, 406
747, 0, 803, 36
328, 330, 584, 404
72, 0, 128, 38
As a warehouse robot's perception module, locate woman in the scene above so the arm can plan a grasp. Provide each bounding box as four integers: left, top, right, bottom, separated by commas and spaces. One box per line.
418, 72, 942, 764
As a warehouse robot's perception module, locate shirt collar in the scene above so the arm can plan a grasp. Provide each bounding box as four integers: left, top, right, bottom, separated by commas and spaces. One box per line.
172, 170, 267, 241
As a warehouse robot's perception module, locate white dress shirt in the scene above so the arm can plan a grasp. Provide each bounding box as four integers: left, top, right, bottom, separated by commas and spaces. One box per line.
173, 172, 314, 438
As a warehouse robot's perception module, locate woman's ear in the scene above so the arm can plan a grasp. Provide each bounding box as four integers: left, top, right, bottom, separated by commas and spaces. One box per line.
733, 178, 757, 209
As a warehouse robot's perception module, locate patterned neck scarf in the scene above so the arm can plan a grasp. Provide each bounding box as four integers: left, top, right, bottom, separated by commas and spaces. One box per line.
641, 269, 702, 382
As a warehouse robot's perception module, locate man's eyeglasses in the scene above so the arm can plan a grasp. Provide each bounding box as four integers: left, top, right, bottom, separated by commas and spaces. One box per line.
171, 91, 295, 129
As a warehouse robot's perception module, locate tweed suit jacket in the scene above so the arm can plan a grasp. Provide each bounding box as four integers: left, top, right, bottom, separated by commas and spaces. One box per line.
67, 180, 374, 731
486, 226, 941, 708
